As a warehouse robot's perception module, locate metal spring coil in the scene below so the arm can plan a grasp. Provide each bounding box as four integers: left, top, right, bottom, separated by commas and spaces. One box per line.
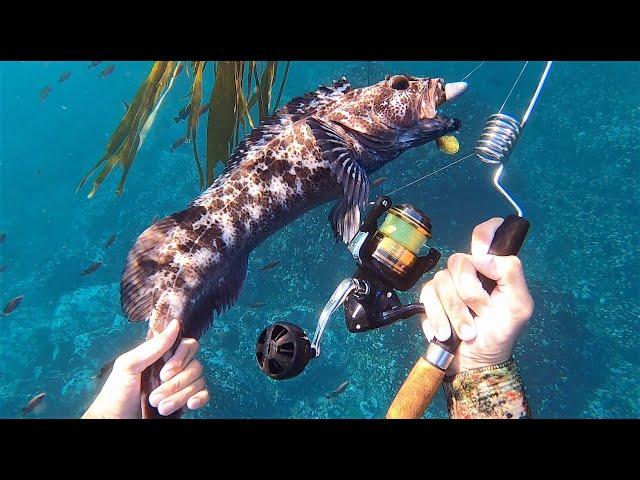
475, 113, 521, 165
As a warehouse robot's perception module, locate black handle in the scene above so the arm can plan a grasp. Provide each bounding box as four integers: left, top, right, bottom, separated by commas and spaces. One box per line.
432, 214, 530, 354
477, 214, 530, 293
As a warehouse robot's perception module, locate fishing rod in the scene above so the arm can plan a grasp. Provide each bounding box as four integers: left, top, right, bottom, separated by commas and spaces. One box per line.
386, 60, 553, 419
252, 62, 553, 393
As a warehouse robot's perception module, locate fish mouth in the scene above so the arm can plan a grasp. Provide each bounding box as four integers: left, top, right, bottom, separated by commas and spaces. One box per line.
408, 80, 467, 147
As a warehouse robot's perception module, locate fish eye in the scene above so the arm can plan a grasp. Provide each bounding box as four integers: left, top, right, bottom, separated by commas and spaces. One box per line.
389, 75, 410, 90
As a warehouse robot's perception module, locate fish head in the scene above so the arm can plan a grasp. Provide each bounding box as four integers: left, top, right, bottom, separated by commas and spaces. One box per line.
326, 75, 467, 157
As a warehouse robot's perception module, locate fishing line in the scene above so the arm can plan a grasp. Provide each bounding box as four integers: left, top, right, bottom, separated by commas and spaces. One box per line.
498, 61, 529, 113
384, 152, 475, 197
459, 61, 485, 81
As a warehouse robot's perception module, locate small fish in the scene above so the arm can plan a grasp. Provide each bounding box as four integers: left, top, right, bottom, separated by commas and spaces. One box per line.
259, 260, 281, 272
104, 234, 116, 249
98, 65, 116, 79
248, 302, 266, 309
170, 136, 188, 153
36, 169, 42, 175
39, 86, 52, 102
371, 176, 387, 188
199, 102, 210, 116
122, 100, 130, 111
22, 392, 46, 415
325, 381, 350, 399
0, 233, 5, 243
3, 295, 24, 316
81, 262, 102, 276
58, 71, 71, 83
0, 266, 7, 272
173, 104, 192, 123
88, 61, 102, 69
94, 359, 116, 380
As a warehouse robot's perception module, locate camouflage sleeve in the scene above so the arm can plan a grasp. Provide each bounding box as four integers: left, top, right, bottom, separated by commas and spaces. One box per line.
442, 357, 531, 419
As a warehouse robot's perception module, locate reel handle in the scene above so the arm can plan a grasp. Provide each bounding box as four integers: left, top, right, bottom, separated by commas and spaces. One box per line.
386, 214, 530, 419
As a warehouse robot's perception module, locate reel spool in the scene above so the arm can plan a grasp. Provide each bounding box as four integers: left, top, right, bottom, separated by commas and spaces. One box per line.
255, 322, 313, 380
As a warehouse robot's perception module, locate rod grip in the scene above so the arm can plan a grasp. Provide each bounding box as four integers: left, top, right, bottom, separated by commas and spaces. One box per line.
385, 215, 531, 419
386, 357, 445, 419
477, 214, 530, 293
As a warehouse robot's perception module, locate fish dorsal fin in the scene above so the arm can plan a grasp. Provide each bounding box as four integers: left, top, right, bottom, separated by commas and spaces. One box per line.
222, 78, 352, 175
306, 116, 370, 243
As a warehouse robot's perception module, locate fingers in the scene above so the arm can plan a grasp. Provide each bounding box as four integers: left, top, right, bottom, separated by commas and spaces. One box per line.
186, 389, 210, 411
472, 254, 534, 318
160, 338, 199, 382
419, 281, 449, 342
148, 358, 204, 409
433, 270, 476, 341
114, 319, 180, 374
157, 376, 207, 416
447, 253, 491, 316
471, 217, 504, 256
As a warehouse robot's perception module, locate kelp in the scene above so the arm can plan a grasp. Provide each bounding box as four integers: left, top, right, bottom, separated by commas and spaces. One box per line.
78, 61, 290, 197
186, 61, 206, 188
77, 61, 181, 198
205, 61, 237, 186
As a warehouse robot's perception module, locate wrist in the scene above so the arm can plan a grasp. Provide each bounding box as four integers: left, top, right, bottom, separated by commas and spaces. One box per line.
443, 357, 531, 419
446, 353, 513, 376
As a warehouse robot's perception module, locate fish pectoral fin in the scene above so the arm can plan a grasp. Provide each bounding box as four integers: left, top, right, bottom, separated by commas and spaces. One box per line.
307, 116, 370, 244
329, 198, 361, 244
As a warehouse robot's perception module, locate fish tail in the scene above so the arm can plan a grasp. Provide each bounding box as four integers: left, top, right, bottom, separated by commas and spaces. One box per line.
122, 208, 251, 418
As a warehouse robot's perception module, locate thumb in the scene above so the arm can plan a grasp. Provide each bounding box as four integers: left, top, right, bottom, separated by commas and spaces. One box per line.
472, 254, 528, 294
116, 319, 180, 374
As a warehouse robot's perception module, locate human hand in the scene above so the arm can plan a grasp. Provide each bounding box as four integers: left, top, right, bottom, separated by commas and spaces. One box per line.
419, 218, 534, 375
82, 319, 210, 419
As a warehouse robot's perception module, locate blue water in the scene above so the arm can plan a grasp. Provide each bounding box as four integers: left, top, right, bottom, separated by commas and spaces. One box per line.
0, 61, 638, 418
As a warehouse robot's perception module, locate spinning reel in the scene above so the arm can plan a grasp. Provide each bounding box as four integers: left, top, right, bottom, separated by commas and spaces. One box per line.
255, 196, 440, 380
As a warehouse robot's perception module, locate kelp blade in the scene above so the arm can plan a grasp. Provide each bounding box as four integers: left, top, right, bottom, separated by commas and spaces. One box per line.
79, 61, 178, 198
206, 61, 238, 185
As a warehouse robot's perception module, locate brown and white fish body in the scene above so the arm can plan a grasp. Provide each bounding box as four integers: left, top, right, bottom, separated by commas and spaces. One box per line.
120, 75, 467, 418
22, 392, 46, 415
3, 295, 23, 315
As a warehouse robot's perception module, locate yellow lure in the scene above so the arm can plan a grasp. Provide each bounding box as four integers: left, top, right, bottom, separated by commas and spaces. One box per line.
436, 135, 460, 155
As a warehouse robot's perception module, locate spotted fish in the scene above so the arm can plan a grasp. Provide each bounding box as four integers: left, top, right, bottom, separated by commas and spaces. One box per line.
121, 75, 467, 418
